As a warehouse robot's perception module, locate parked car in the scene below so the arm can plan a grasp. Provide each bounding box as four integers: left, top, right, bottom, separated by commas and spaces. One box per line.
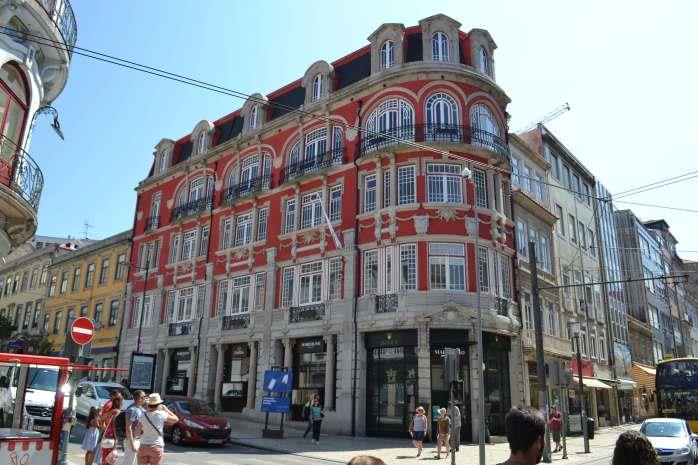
640, 417, 698, 465
163, 396, 231, 446
75, 381, 133, 417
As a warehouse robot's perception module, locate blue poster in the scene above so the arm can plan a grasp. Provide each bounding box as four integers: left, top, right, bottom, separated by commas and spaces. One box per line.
263, 370, 293, 393
261, 396, 291, 413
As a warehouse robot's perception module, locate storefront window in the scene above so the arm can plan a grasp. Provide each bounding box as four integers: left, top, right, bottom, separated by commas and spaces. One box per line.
483, 333, 511, 436
166, 349, 191, 395
221, 344, 249, 412
292, 337, 328, 420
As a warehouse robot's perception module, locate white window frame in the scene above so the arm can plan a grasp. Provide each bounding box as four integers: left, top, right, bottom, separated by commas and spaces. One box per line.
221, 217, 233, 250
432, 31, 449, 61
478, 46, 490, 75
426, 164, 463, 203
380, 40, 395, 69
181, 229, 197, 261
425, 93, 459, 126
477, 246, 490, 293
256, 208, 268, 242
235, 213, 253, 247
249, 104, 259, 130
312, 73, 324, 102
199, 225, 209, 257
301, 192, 323, 230
328, 257, 342, 301
397, 165, 416, 205
284, 199, 296, 234
473, 169, 489, 208
329, 185, 342, 222
299, 261, 323, 305
364, 174, 377, 212
428, 243, 466, 291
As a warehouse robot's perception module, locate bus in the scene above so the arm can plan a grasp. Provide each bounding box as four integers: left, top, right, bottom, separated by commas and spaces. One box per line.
656, 357, 698, 431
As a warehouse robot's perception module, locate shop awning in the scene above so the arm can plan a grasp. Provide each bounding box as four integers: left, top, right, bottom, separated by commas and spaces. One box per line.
632, 362, 656, 392
616, 378, 637, 391
572, 377, 612, 389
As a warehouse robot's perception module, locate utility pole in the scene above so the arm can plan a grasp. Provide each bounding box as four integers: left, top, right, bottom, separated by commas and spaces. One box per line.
136, 256, 150, 354
529, 241, 552, 463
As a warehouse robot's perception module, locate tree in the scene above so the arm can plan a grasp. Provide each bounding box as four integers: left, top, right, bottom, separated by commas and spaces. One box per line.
0, 315, 17, 342
24, 335, 53, 355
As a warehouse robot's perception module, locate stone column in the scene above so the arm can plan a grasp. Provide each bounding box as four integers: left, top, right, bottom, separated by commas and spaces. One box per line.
160, 348, 170, 394
324, 335, 335, 410
187, 347, 197, 396
214, 344, 225, 411
283, 338, 294, 370
246, 341, 258, 410
416, 322, 431, 409
486, 169, 496, 210
376, 161, 383, 210
389, 157, 397, 207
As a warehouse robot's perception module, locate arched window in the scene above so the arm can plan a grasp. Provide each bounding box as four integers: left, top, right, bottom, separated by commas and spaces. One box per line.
478, 46, 490, 76
304, 127, 327, 172
380, 40, 395, 70
0, 63, 28, 148
312, 74, 324, 102
470, 103, 502, 151
288, 141, 301, 168
432, 32, 449, 61
158, 149, 170, 174
195, 131, 207, 155
425, 93, 460, 141
249, 104, 259, 130
364, 98, 414, 153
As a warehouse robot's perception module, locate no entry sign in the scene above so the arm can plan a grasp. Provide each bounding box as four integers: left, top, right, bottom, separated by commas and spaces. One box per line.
70, 317, 95, 345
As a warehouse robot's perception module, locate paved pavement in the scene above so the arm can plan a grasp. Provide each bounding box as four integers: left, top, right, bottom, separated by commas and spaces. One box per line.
65, 415, 637, 464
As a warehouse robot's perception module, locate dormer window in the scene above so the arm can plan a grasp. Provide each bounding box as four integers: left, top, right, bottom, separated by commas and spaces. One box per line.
249, 104, 259, 129
380, 40, 395, 69
432, 32, 449, 61
312, 74, 324, 102
195, 131, 208, 156
478, 46, 491, 76
157, 149, 170, 174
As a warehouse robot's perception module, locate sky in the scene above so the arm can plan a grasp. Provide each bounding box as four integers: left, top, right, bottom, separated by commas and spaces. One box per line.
30, 0, 698, 258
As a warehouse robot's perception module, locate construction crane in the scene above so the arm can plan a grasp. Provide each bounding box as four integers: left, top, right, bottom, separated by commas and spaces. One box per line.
516, 102, 570, 133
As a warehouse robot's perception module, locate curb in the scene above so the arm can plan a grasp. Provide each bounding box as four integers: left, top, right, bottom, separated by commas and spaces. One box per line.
228, 437, 346, 463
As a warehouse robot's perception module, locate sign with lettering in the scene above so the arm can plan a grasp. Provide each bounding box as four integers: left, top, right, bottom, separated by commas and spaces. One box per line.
261, 396, 291, 413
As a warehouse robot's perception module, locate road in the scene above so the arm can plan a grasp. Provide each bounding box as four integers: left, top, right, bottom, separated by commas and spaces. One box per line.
66, 422, 340, 465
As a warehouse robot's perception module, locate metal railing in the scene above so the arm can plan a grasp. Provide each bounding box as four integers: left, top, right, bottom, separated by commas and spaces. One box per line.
221, 313, 250, 330
222, 175, 270, 206
171, 196, 212, 222
36, 0, 78, 57
280, 147, 344, 184
359, 124, 508, 157
0, 136, 44, 211
145, 215, 160, 232
289, 303, 325, 323
168, 321, 192, 336
375, 293, 398, 313
495, 297, 509, 316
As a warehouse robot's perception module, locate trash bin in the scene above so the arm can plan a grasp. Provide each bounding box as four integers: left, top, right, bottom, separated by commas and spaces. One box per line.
586, 418, 595, 439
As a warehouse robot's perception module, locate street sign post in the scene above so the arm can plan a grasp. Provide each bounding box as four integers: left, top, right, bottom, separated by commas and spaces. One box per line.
261, 396, 291, 413
70, 317, 95, 346
262, 368, 292, 439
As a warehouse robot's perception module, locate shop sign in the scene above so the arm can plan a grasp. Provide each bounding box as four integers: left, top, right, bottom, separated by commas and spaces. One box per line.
571, 358, 594, 377
568, 414, 582, 433
297, 337, 324, 353
174, 349, 191, 362
231, 344, 247, 357
431, 347, 466, 356
365, 330, 417, 349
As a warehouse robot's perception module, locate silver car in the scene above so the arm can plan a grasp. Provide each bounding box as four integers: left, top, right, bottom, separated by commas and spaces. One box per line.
641, 418, 698, 465
75, 381, 134, 417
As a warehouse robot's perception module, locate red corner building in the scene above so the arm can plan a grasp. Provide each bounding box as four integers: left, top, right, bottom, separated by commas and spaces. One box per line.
118, 14, 522, 439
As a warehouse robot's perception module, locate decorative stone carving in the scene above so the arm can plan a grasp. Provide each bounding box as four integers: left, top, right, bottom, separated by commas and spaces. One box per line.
413, 215, 429, 235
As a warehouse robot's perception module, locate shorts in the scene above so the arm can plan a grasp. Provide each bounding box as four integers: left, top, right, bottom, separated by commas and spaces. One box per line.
552, 429, 561, 442
411, 431, 425, 441
438, 433, 450, 441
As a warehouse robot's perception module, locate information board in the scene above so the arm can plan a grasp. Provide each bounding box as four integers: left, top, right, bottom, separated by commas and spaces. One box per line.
261, 396, 291, 413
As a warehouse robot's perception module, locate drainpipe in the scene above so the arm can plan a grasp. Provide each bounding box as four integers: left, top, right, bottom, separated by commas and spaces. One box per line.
351, 99, 363, 436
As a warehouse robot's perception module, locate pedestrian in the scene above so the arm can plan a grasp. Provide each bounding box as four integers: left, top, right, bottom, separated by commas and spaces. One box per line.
448, 401, 461, 452
611, 430, 659, 465
498, 407, 545, 465
100, 395, 123, 465
436, 408, 451, 459
549, 406, 562, 452
303, 394, 319, 439
123, 390, 146, 465
137, 393, 178, 465
309, 396, 324, 445
347, 456, 386, 465
408, 406, 428, 457
81, 407, 101, 465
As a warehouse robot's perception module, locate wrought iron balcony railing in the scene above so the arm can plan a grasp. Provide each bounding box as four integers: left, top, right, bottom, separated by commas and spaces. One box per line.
359, 124, 508, 157
145, 215, 160, 232
289, 303, 325, 323
171, 196, 212, 222
221, 175, 270, 206
280, 147, 344, 184
375, 293, 398, 313
0, 135, 44, 211
168, 321, 192, 336
495, 297, 509, 316
221, 313, 250, 330
36, 0, 78, 57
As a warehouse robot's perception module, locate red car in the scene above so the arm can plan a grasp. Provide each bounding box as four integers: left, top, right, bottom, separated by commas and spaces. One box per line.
163, 396, 231, 446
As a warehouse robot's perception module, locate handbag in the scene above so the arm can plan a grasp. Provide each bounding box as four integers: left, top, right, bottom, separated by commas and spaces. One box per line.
100, 438, 115, 449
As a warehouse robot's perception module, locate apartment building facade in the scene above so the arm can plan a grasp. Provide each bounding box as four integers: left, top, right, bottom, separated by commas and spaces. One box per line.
44, 230, 130, 377
118, 14, 524, 438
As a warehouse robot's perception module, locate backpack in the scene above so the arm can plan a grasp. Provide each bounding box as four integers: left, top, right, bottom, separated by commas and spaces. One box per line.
113, 411, 127, 440
302, 404, 310, 420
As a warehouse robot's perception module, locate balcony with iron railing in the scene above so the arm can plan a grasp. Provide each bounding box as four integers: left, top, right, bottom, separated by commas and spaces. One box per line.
168, 321, 192, 336
280, 147, 344, 184
36, 0, 78, 57
145, 215, 160, 232
221, 175, 270, 206
221, 313, 250, 330
289, 303, 325, 323
171, 196, 212, 222
0, 135, 44, 212
359, 124, 508, 158
375, 293, 398, 313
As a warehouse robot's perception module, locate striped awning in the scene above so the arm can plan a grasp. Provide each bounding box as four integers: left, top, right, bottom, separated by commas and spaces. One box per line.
632, 362, 656, 391
572, 377, 612, 389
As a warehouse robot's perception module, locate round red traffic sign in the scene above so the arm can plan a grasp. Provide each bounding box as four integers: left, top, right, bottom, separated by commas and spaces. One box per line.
70, 317, 95, 345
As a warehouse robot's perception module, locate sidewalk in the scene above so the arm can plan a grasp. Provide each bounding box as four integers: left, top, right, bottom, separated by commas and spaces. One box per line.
225, 414, 637, 464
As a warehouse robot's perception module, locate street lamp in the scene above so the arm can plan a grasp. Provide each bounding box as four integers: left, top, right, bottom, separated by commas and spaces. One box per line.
569, 319, 590, 453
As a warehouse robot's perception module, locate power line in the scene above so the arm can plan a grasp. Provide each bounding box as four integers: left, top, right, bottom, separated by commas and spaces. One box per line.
613, 174, 698, 201
613, 171, 698, 199
614, 200, 698, 214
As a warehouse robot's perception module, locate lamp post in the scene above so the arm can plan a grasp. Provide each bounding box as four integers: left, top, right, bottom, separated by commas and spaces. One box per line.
463, 165, 485, 465
569, 320, 590, 453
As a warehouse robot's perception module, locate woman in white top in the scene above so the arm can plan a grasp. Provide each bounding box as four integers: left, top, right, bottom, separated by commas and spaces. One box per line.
136, 393, 178, 465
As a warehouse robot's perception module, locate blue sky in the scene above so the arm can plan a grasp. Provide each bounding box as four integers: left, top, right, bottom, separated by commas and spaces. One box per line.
31, 0, 698, 256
